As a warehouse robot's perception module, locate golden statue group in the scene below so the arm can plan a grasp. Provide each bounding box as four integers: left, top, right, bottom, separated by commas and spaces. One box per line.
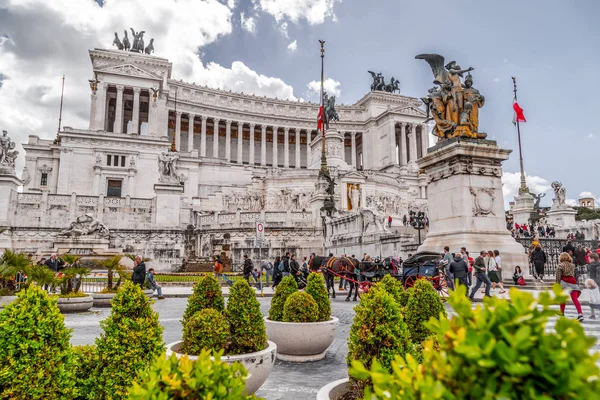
416, 54, 486, 140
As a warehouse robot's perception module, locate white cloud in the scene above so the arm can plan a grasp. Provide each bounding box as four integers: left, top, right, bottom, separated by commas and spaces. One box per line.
0, 0, 299, 172
580, 191, 595, 199
278, 21, 289, 38
287, 40, 298, 52
227, 0, 236, 9
258, 0, 339, 25
566, 199, 578, 207
587, 133, 596, 139
240, 12, 256, 34
502, 172, 552, 207
307, 78, 341, 98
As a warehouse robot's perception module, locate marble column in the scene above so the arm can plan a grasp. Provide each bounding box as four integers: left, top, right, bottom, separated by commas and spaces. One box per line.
132, 87, 141, 134
272, 127, 278, 167
421, 123, 429, 157
187, 114, 195, 152
400, 123, 408, 165
249, 124, 255, 165
295, 129, 301, 168
200, 116, 207, 157
261, 126, 267, 166
237, 123, 243, 164
390, 121, 397, 165
284, 127, 290, 168
89, 91, 97, 130
175, 111, 182, 151
409, 124, 418, 163
306, 131, 312, 168
114, 85, 124, 133
213, 118, 220, 158
99, 83, 108, 131
351, 131, 357, 168
225, 120, 232, 161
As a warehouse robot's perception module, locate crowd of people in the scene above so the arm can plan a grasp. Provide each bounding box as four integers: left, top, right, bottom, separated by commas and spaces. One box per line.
507, 221, 557, 239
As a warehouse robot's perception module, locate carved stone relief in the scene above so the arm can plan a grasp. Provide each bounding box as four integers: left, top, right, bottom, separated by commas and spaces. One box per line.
469, 187, 496, 217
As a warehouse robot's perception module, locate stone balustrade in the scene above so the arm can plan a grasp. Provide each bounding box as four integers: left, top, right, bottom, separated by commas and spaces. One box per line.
196, 210, 314, 229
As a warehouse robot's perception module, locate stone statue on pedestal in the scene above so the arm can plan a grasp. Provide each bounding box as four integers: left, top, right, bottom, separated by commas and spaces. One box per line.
367, 72, 400, 93
323, 91, 339, 130
158, 151, 181, 184
551, 181, 567, 209
0, 130, 19, 174
58, 214, 110, 237
416, 53, 486, 140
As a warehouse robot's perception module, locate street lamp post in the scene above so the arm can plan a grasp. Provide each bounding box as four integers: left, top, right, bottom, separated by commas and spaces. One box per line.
410, 210, 427, 245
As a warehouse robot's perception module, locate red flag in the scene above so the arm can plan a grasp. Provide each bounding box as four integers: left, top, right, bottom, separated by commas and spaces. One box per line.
317, 106, 323, 131
513, 99, 526, 123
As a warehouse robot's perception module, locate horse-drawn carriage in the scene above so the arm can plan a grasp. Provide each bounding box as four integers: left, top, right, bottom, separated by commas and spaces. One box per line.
310, 252, 454, 300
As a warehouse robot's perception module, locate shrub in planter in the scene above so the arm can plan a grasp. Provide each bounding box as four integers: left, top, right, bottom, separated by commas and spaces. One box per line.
304, 272, 330, 321
283, 291, 319, 323
268, 275, 298, 321
226, 279, 267, 355
183, 275, 225, 324
0, 285, 76, 399
89, 280, 164, 399
350, 285, 600, 399
404, 278, 446, 345
72, 345, 98, 398
0, 250, 31, 295
129, 352, 256, 400
347, 287, 412, 396
182, 308, 230, 355
376, 274, 409, 307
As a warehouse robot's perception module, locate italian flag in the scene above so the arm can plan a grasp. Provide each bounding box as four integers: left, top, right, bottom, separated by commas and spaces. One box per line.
317, 106, 324, 131
513, 96, 526, 124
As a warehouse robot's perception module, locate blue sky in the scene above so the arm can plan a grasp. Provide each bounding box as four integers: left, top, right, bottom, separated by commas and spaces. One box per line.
0, 0, 598, 207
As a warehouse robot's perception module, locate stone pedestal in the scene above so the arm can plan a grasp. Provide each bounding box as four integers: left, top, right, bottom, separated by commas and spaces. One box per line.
0, 173, 20, 250
52, 237, 111, 255
511, 191, 535, 226
309, 129, 350, 170
416, 138, 529, 277
154, 183, 184, 226
545, 207, 577, 230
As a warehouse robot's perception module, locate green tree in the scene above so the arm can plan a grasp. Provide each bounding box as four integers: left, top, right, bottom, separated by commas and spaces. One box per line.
268, 275, 298, 321
0, 249, 31, 295
283, 291, 319, 322
0, 285, 76, 399
404, 279, 446, 345
226, 279, 267, 355
183, 275, 225, 325
305, 272, 331, 321
375, 274, 409, 307
182, 308, 230, 355
95, 255, 127, 292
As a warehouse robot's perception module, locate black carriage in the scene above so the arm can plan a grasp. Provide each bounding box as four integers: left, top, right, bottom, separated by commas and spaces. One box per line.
357, 257, 399, 283
400, 252, 454, 297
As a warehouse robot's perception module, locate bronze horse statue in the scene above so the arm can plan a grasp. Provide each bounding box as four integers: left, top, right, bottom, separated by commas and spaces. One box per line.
309, 255, 360, 301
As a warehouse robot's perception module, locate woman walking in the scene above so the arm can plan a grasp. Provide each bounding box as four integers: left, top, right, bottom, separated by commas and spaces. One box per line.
556, 252, 584, 322
531, 245, 547, 282
487, 250, 506, 294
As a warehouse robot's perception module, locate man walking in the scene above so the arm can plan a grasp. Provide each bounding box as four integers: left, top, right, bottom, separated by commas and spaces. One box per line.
460, 247, 471, 286
260, 260, 273, 287
442, 246, 453, 280
469, 251, 492, 301
449, 250, 469, 294
242, 254, 253, 282
132, 255, 146, 287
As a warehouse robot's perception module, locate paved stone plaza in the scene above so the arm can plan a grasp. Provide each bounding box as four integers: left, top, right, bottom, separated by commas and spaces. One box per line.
64, 295, 600, 400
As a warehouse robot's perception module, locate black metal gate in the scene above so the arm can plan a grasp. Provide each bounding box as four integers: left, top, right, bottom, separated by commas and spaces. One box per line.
515, 238, 599, 276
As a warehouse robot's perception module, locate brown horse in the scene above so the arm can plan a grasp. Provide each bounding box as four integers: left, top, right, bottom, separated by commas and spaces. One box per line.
310, 255, 360, 301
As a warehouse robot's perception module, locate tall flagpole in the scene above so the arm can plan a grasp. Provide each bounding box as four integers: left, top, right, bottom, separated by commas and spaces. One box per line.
512, 77, 527, 194
319, 39, 327, 173
55, 75, 65, 144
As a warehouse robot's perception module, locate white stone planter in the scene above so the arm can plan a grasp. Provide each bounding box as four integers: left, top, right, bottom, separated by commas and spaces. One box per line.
316, 378, 350, 400
265, 316, 339, 362
165, 340, 276, 394
92, 289, 153, 307
0, 295, 18, 308
57, 295, 94, 313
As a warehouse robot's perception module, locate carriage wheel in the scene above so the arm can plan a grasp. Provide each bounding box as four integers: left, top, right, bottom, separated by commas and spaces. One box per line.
358, 281, 372, 299
430, 276, 450, 301
404, 275, 418, 290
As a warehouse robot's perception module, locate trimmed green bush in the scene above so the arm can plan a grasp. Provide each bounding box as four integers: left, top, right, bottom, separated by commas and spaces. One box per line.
347, 287, 412, 396
182, 308, 230, 355
183, 275, 225, 325
305, 272, 331, 321
350, 285, 600, 399
90, 281, 164, 399
0, 285, 76, 399
129, 351, 256, 399
376, 274, 408, 306
72, 345, 98, 398
404, 278, 446, 345
226, 279, 267, 355
283, 291, 319, 322
268, 275, 298, 321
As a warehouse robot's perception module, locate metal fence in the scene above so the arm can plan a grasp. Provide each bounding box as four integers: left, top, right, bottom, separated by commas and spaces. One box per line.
515, 238, 598, 276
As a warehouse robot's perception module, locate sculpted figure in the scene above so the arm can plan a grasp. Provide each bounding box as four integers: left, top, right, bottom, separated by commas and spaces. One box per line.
368, 71, 386, 91
551, 181, 567, 207
144, 38, 154, 55
58, 214, 109, 237
112, 32, 124, 50
384, 77, 400, 93
0, 130, 18, 170
532, 192, 546, 210
122, 30, 131, 51
323, 91, 339, 130
158, 151, 181, 183
462, 73, 485, 134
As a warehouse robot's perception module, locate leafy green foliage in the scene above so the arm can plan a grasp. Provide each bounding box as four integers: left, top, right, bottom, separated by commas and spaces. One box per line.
268, 275, 298, 321
95, 255, 127, 291
183, 275, 225, 325
129, 352, 257, 399
72, 345, 98, 398
0, 285, 76, 399
124, 253, 152, 263
0, 250, 31, 294
375, 274, 408, 307
404, 279, 446, 345
304, 272, 331, 321
56, 266, 91, 295
89, 281, 164, 399
226, 279, 267, 355
182, 308, 230, 355
61, 253, 82, 266
350, 285, 600, 399
347, 287, 412, 395
575, 206, 600, 221
283, 291, 319, 323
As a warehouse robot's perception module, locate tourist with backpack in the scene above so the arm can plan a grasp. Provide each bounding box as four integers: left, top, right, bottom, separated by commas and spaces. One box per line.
261, 260, 274, 287
214, 255, 232, 286
242, 255, 253, 282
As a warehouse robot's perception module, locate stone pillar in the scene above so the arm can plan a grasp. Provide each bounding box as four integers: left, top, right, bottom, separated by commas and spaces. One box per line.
154, 183, 184, 227
93, 167, 101, 196
96, 82, 109, 131
272, 127, 278, 167
295, 129, 301, 168
132, 87, 141, 134
187, 114, 195, 152
390, 121, 397, 164
114, 85, 124, 133
225, 120, 232, 161
261, 126, 267, 166
284, 127, 290, 168
237, 123, 244, 164
249, 123, 255, 165
410, 123, 418, 162
200, 116, 207, 157
351, 132, 357, 168
421, 124, 429, 157
175, 111, 182, 151
400, 123, 407, 165
213, 118, 220, 158
89, 91, 97, 130
306, 130, 312, 168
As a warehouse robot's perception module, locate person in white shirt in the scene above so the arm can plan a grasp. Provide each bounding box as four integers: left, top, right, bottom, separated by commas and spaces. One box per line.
585, 279, 600, 319
494, 249, 502, 281
487, 250, 506, 294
